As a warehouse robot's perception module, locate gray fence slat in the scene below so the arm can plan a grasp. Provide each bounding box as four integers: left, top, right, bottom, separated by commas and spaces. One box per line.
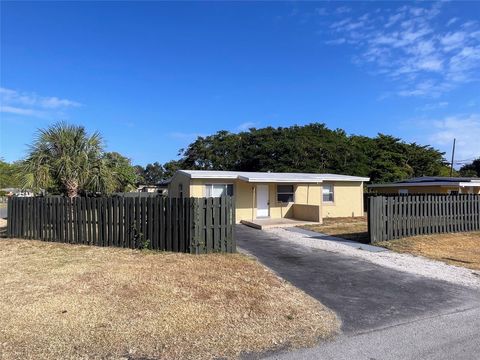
369, 194, 480, 242
7, 196, 235, 254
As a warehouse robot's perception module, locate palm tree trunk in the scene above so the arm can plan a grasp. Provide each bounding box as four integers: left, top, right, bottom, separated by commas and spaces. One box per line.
65, 179, 79, 198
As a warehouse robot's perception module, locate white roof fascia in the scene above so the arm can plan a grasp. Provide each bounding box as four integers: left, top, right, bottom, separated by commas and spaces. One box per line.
238, 175, 323, 183
178, 170, 238, 179
178, 170, 368, 183
459, 182, 480, 187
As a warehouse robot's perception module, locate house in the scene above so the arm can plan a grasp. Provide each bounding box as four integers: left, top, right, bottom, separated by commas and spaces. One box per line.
368, 176, 480, 195
137, 184, 160, 193
137, 180, 170, 195
0, 188, 34, 197
168, 170, 369, 224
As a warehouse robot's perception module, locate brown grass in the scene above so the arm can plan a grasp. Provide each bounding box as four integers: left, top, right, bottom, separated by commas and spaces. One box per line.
0, 237, 339, 360
302, 217, 369, 243
377, 232, 480, 270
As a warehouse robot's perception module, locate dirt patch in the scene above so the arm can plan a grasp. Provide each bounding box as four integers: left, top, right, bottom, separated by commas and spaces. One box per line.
377, 232, 480, 271
302, 217, 369, 243
0, 239, 339, 360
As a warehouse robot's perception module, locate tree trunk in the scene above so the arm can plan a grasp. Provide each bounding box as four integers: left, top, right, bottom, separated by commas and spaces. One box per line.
65, 179, 79, 198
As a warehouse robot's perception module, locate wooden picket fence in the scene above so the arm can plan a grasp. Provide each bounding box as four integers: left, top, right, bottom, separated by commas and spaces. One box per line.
368, 194, 480, 242
7, 196, 235, 254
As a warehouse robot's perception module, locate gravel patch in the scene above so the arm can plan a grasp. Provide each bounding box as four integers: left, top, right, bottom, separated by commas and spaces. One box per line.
265, 228, 480, 289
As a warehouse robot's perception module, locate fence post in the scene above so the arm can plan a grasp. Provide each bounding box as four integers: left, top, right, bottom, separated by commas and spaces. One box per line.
189, 198, 201, 254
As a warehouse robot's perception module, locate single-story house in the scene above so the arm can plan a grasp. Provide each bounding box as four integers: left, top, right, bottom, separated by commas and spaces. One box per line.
368, 176, 480, 195
137, 183, 168, 195
168, 170, 369, 224
137, 185, 160, 193
0, 188, 34, 197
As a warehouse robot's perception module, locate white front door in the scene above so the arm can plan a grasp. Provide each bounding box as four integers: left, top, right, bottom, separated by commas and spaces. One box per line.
256, 184, 269, 218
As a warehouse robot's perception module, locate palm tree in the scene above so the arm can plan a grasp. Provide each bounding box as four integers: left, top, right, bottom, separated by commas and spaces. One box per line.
22, 122, 116, 198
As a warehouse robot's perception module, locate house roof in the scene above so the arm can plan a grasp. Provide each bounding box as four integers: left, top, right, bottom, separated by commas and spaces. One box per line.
177, 170, 369, 183
368, 176, 480, 188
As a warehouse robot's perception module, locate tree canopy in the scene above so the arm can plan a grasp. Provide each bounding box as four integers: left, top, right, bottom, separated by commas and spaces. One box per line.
460, 158, 480, 177
21, 122, 137, 197
171, 123, 449, 183
0, 159, 22, 189
134, 161, 182, 185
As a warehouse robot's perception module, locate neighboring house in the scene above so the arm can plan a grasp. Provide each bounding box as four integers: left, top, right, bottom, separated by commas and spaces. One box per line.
368, 176, 480, 195
1, 188, 34, 197
137, 180, 170, 195
137, 184, 160, 193
168, 170, 369, 223
156, 179, 170, 195
137, 184, 165, 194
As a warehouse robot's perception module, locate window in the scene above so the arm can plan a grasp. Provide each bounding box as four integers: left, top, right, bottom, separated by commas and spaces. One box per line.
398, 189, 409, 195
179, 184, 183, 199
205, 184, 234, 197
323, 184, 334, 202
448, 190, 459, 195
277, 185, 294, 203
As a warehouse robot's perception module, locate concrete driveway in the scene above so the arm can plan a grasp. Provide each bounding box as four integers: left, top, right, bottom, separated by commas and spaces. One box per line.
236, 225, 480, 334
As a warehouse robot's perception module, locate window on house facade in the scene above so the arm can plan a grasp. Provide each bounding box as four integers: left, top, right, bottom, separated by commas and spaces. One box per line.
322, 184, 334, 202
398, 189, 409, 195
277, 185, 294, 202
205, 184, 234, 197
179, 184, 183, 198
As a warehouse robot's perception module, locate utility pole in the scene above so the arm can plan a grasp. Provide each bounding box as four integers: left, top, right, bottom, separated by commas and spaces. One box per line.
450, 138, 456, 177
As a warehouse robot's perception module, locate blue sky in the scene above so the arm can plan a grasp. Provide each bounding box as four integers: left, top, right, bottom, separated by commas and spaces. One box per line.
1, 1, 479, 167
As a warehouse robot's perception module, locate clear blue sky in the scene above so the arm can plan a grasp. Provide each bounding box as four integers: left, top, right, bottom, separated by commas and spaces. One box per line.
1, 1, 479, 167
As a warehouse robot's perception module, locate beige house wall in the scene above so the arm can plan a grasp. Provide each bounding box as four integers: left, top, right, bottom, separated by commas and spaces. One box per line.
293, 204, 321, 222
168, 171, 191, 198
295, 184, 322, 205
466, 187, 480, 194
186, 179, 322, 223
322, 181, 364, 218
188, 179, 255, 222
168, 173, 365, 223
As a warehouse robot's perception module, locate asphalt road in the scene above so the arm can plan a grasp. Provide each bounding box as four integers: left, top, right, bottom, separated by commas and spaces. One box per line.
266, 306, 480, 360
235, 225, 480, 359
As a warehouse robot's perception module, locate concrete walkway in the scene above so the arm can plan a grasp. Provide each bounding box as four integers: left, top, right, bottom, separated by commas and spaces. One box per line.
235, 225, 480, 334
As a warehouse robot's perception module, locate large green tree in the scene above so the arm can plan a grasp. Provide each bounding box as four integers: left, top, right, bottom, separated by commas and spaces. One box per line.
460, 158, 480, 177
21, 122, 136, 197
173, 123, 448, 183
103, 152, 138, 193
144, 162, 165, 184
0, 159, 22, 189
133, 162, 167, 185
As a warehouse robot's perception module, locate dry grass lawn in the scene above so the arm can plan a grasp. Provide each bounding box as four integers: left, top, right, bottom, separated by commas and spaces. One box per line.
377, 232, 480, 271
0, 235, 339, 360
302, 217, 369, 243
